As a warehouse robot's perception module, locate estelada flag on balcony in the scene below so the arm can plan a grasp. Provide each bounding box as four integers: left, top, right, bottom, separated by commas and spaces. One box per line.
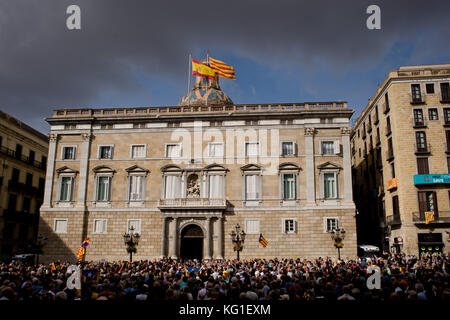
209, 57, 236, 80
192, 59, 216, 80
425, 211, 435, 224
259, 233, 268, 248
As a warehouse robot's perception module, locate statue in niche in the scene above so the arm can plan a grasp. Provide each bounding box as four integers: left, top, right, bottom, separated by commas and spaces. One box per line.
186, 174, 200, 198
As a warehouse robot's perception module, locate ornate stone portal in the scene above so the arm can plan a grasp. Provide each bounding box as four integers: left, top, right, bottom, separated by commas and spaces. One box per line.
186, 174, 200, 198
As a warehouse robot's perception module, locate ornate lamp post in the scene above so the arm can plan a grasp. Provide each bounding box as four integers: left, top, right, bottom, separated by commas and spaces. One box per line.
34, 234, 47, 265
330, 227, 346, 260
230, 224, 246, 261
123, 226, 140, 262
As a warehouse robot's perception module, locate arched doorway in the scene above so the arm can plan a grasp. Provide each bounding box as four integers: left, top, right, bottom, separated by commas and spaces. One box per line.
180, 224, 203, 260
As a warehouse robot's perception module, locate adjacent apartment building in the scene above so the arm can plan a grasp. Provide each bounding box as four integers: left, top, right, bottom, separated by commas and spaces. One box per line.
0, 110, 48, 260
352, 64, 450, 256
39, 74, 357, 262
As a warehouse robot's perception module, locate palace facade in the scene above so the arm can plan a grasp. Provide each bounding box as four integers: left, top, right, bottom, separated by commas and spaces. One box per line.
39, 76, 357, 262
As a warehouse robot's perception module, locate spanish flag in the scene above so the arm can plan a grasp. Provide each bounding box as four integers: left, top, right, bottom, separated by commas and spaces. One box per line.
425, 211, 435, 224
209, 57, 236, 80
192, 59, 216, 80
259, 233, 268, 248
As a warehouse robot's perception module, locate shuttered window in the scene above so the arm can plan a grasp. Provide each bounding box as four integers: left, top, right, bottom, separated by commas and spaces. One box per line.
417, 158, 429, 174
392, 195, 400, 218
418, 191, 439, 218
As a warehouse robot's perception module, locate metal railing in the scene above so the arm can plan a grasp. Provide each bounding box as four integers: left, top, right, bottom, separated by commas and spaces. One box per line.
0, 146, 45, 170
8, 180, 43, 197
158, 198, 227, 208
386, 215, 401, 226
412, 211, 450, 224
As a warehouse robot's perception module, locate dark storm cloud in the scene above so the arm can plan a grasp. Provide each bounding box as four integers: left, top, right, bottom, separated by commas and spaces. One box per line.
0, 0, 449, 132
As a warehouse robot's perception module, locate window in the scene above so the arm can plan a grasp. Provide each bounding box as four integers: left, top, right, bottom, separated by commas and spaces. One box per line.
131, 145, 146, 158
411, 84, 422, 102
99, 146, 113, 159
375, 105, 379, 122
62, 146, 76, 160
22, 197, 31, 213
324, 218, 339, 233
418, 191, 438, 216
428, 108, 438, 120
208, 175, 224, 199
392, 195, 400, 218
282, 219, 297, 234
38, 178, 45, 192
164, 175, 181, 199
26, 173, 33, 186
413, 109, 424, 126
357, 129, 360, 138
426, 83, 435, 94
245, 174, 260, 200
441, 82, 450, 101
321, 141, 336, 155
417, 158, 429, 174
444, 108, 450, 124
324, 173, 337, 199
448, 157, 450, 173
386, 116, 391, 134
11, 168, 19, 183
128, 175, 144, 201
391, 162, 396, 179
96, 176, 111, 201
208, 142, 224, 157
165, 144, 181, 158
281, 142, 295, 156
384, 93, 390, 112
447, 131, 450, 152
59, 177, 74, 201
54, 219, 68, 234
415, 131, 427, 152
15, 144, 22, 159
387, 138, 394, 159
282, 174, 296, 200
245, 142, 259, 157
127, 219, 141, 234
29, 150, 35, 163
8, 194, 17, 212
93, 219, 107, 234
245, 219, 260, 234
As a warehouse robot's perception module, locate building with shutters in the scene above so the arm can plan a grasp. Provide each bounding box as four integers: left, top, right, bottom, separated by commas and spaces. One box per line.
351, 64, 450, 256
0, 110, 48, 261
39, 72, 356, 262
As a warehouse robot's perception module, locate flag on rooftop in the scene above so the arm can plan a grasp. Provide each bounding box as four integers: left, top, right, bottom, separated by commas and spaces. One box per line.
209, 57, 236, 80
192, 59, 216, 80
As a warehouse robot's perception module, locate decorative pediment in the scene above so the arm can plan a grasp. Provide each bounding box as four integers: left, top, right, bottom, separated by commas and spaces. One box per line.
125, 165, 149, 174
317, 162, 342, 170
240, 164, 263, 172
56, 166, 78, 174
203, 163, 228, 172
161, 164, 182, 172
92, 165, 116, 173
278, 162, 301, 171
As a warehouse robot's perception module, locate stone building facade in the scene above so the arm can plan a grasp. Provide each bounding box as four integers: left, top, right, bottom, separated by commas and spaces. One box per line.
39, 76, 356, 262
0, 110, 48, 260
351, 64, 450, 256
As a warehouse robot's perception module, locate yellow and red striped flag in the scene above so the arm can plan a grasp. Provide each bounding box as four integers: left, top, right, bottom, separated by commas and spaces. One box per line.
425, 211, 435, 224
192, 59, 216, 80
259, 233, 268, 248
209, 57, 236, 80
76, 246, 85, 261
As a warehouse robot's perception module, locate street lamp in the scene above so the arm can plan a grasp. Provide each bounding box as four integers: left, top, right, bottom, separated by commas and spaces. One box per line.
230, 224, 246, 261
330, 227, 346, 260
123, 226, 140, 262
35, 234, 47, 265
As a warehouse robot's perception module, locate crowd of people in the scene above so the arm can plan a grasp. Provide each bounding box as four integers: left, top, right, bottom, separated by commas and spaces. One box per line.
0, 252, 449, 301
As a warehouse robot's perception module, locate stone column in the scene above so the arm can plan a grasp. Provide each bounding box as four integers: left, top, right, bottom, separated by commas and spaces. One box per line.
305, 128, 316, 205
160, 217, 167, 258
76, 132, 92, 207
215, 217, 224, 259
42, 134, 58, 207
341, 127, 353, 203
170, 217, 178, 259
204, 217, 212, 260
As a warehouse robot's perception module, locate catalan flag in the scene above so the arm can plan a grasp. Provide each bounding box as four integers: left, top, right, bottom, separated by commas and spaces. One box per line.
192, 59, 216, 80
209, 57, 236, 80
76, 246, 85, 261
259, 233, 268, 247
425, 211, 435, 224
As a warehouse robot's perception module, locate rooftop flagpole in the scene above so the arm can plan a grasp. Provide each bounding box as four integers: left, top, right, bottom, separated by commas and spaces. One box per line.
187, 53, 192, 94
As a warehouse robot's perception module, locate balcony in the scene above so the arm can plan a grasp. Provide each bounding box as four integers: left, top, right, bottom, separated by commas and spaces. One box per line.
410, 93, 425, 105
0, 146, 46, 171
440, 94, 450, 103
367, 124, 372, 133
386, 215, 401, 226
414, 143, 431, 155
383, 103, 390, 114
158, 198, 227, 210
412, 118, 427, 128
8, 180, 42, 197
412, 211, 450, 224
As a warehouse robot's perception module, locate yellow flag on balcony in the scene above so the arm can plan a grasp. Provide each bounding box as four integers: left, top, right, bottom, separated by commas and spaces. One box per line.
425, 211, 434, 224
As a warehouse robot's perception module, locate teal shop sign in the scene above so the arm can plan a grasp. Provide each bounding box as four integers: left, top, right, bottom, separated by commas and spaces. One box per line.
414, 174, 450, 185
